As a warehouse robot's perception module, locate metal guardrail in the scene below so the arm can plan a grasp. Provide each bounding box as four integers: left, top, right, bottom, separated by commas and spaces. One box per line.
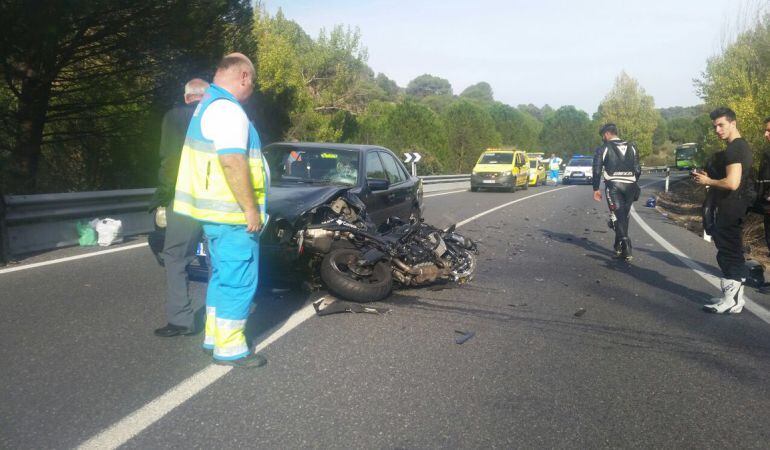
0, 176, 471, 261
420, 174, 470, 184
1, 189, 156, 261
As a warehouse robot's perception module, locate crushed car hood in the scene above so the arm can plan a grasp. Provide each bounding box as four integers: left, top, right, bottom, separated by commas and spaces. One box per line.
267, 183, 353, 224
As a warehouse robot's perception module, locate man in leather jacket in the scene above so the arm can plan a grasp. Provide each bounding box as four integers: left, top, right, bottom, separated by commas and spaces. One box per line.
592, 123, 641, 261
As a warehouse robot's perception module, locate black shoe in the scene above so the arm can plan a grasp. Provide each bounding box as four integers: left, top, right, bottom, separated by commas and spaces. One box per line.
620, 238, 633, 261
154, 323, 196, 337
213, 353, 267, 369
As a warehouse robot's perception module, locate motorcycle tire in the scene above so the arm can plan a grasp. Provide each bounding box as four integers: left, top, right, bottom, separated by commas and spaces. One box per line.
320, 248, 393, 303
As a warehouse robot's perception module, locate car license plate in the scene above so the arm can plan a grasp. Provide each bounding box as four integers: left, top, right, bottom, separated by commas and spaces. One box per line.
572, 171, 584, 177
482, 180, 496, 184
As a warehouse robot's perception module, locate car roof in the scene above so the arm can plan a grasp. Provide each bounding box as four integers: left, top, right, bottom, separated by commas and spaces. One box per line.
264, 142, 392, 153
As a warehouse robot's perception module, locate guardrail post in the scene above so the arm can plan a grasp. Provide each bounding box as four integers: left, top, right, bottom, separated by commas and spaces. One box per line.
665, 167, 670, 193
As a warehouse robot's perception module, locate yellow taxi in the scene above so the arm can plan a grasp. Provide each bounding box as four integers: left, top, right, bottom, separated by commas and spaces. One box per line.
470, 148, 530, 192
528, 157, 547, 186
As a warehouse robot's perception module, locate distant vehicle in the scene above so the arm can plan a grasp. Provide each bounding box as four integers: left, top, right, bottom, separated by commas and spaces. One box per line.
528, 158, 546, 186
675, 143, 699, 170
527, 152, 545, 162
562, 155, 594, 185
471, 148, 530, 192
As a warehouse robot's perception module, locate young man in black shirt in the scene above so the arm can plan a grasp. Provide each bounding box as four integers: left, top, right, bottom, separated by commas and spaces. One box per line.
692, 107, 753, 314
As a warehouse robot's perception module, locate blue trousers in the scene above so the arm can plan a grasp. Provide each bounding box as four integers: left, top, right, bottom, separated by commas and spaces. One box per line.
201, 223, 259, 360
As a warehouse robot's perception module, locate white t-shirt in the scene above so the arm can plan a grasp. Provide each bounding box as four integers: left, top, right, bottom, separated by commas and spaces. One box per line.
200, 99, 249, 154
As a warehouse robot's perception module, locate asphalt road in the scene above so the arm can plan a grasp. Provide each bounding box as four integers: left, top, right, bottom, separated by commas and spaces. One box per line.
2, 175, 770, 449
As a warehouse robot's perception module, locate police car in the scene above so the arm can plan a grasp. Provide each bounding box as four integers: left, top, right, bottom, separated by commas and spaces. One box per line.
561, 155, 594, 185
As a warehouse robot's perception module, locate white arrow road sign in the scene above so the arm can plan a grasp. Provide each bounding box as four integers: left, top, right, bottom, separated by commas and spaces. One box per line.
403, 152, 421, 164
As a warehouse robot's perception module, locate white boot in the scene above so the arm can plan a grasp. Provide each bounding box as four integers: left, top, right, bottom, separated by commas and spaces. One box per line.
704, 278, 740, 314
729, 281, 745, 314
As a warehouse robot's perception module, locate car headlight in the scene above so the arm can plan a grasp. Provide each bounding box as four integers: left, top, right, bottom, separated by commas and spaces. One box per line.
500, 170, 512, 176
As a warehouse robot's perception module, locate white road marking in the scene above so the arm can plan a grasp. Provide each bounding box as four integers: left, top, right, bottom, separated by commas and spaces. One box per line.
631, 206, 770, 326
0, 243, 149, 275
76, 186, 571, 449
424, 189, 468, 198
77, 303, 317, 450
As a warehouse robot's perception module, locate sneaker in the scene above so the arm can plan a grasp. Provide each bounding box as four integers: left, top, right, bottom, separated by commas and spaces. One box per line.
214, 353, 267, 369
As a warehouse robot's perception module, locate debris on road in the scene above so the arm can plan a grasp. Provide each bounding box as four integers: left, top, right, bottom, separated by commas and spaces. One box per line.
535, 277, 544, 282
646, 197, 656, 207
574, 308, 587, 317
312, 296, 390, 316
454, 330, 476, 344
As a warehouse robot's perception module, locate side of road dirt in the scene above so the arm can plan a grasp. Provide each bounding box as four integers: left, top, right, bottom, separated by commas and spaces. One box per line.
654, 178, 770, 270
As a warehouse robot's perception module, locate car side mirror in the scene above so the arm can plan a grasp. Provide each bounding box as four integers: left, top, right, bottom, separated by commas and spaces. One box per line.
367, 178, 389, 191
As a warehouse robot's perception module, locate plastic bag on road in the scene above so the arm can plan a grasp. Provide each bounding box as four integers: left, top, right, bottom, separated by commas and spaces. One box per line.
94, 218, 123, 246
76, 221, 98, 246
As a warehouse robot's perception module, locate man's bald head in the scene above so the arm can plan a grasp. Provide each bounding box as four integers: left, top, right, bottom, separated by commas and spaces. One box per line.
213, 53, 256, 103
184, 78, 209, 104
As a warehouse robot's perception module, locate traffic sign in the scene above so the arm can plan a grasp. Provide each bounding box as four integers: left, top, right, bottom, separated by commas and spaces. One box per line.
403, 152, 421, 163
403, 152, 421, 176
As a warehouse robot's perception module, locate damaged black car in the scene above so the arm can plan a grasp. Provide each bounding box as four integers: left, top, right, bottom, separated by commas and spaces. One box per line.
258, 143, 477, 302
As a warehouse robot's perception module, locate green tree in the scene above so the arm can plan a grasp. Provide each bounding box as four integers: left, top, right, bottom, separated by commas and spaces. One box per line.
443, 100, 501, 172
595, 71, 660, 158
539, 106, 595, 156
460, 82, 494, 103
374, 73, 401, 101
406, 74, 452, 98
382, 100, 448, 174
487, 103, 542, 150
0, 0, 252, 193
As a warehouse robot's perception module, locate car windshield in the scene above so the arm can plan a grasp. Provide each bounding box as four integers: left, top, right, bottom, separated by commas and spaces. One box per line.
478, 153, 513, 164
568, 158, 592, 167
529, 160, 539, 169
264, 147, 359, 186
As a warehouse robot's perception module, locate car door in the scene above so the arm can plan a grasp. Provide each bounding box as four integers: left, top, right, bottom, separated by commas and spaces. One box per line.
361, 151, 390, 225
378, 151, 414, 219
512, 152, 522, 186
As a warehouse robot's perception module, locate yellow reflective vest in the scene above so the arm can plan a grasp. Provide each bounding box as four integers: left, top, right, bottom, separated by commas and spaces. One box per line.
173, 84, 268, 225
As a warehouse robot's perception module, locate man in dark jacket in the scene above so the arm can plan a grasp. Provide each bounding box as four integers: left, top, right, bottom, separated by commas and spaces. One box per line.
153, 78, 209, 337
592, 123, 641, 261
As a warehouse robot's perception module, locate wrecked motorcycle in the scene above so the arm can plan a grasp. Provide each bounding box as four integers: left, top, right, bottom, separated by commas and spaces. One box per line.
297, 196, 478, 303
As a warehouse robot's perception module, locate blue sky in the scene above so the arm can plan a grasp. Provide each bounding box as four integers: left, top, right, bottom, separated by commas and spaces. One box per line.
263, 0, 751, 114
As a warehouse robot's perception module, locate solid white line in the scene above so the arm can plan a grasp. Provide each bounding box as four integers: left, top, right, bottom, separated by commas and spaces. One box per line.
455, 187, 572, 228
631, 206, 770, 325
76, 185, 571, 449
424, 189, 468, 198
0, 243, 149, 275
77, 303, 317, 450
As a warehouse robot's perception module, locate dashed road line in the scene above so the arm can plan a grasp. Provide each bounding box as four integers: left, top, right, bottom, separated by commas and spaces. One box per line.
631, 206, 770, 326
75, 186, 571, 449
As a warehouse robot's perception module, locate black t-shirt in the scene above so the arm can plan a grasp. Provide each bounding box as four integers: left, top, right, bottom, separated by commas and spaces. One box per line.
709, 137, 753, 217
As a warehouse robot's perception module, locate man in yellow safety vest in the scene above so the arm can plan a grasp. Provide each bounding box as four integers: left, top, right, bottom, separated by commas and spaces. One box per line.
174, 53, 269, 368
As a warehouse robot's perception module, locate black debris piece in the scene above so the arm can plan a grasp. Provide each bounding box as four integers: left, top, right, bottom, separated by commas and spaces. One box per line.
574, 308, 587, 317
313, 296, 390, 316
454, 330, 476, 345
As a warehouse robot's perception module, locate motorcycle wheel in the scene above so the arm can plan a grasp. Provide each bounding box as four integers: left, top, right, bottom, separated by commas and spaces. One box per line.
320, 248, 393, 303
